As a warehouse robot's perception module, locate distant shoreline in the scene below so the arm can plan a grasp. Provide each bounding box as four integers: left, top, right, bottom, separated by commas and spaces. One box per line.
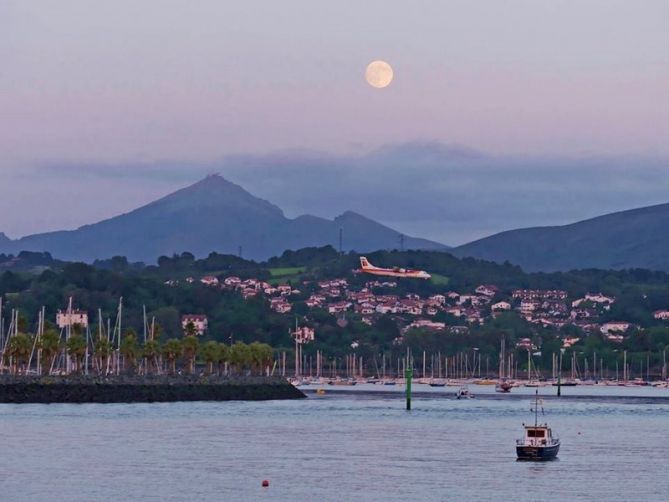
0, 375, 305, 403
301, 386, 669, 405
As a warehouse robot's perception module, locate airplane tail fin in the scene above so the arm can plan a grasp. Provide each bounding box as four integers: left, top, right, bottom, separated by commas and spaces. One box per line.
360, 256, 371, 269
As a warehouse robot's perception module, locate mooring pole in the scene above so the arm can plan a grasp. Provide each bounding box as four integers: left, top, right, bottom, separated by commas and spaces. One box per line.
557, 348, 564, 397
405, 363, 413, 410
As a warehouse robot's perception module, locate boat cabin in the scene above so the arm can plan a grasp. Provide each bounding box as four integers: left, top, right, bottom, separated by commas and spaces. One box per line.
519, 425, 558, 447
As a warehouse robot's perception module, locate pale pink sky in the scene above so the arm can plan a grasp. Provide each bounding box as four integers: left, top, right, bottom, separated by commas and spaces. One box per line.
0, 0, 668, 242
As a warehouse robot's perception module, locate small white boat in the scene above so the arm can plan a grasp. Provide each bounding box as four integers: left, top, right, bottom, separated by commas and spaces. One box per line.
455, 386, 474, 399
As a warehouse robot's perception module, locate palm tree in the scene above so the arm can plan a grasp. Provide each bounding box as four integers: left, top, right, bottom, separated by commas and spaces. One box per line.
229, 342, 250, 375
249, 342, 273, 376
217, 343, 229, 376
182, 336, 199, 374
120, 332, 140, 374
162, 338, 182, 375
94, 336, 112, 375
142, 339, 161, 375
7, 333, 33, 375
200, 341, 221, 375
39, 329, 61, 375
66, 334, 87, 374
184, 321, 197, 337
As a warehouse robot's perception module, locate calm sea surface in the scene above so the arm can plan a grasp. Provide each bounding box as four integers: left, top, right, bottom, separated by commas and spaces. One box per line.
1, 385, 668, 501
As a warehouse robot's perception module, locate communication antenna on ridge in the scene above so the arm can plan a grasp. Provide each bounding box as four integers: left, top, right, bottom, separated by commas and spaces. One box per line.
238, 245, 242, 258
399, 234, 405, 252
338, 227, 343, 254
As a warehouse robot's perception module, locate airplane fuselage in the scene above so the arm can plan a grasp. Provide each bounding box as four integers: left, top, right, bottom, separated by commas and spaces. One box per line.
364, 269, 430, 279
358, 257, 431, 280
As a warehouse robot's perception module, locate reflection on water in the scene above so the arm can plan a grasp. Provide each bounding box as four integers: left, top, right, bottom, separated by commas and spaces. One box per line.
0, 388, 668, 501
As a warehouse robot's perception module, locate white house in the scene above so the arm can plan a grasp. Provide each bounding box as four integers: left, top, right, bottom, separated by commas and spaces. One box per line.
573, 292, 616, 307
519, 300, 539, 314
429, 294, 446, 305
475, 284, 499, 297
585, 292, 616, 304
491, 301, 511, 311
292, 326, 315, 343
200, 276, 219, 286
328, 302, 352, 314
277, 285, 293, 296
404, 319, 446, 332
457, 295, 478, 306
600, 321, 631, 334
270, 298, 292, 313
445, 306, 464, 317
653, 310, 669, 320
56, 310, 89, 329
224, 276, 241, 287
376, 303, 398, 315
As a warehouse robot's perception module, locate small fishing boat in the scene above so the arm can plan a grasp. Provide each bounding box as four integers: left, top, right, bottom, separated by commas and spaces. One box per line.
429, 378, 446, 387
455, 386, 473, 399
516, 391, 560, 461
496, 380, 512, 393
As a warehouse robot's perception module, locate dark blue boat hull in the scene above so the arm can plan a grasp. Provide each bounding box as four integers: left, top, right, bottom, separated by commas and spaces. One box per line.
516, 444, 559, 461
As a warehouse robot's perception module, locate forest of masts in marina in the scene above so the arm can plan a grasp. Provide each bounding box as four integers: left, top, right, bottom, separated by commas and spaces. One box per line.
0, 298, 275, 377
285, 346, 668, 383
0, 298, 163, 376
1, 297, 668, 382
282, 337, 669, 383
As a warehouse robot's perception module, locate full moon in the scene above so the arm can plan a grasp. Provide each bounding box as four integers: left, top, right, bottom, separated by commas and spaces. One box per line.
365, 60, 393, 88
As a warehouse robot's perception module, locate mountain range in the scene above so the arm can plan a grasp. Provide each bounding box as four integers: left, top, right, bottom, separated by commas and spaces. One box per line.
453, 202, 669, 272
0, 175, 446, 263
3, 174, 669, 272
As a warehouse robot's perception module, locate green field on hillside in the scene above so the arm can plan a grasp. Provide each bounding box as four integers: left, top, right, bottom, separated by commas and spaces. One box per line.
430, 273, 449, 285
268, 267, 305, 277
267, 266, 305, 285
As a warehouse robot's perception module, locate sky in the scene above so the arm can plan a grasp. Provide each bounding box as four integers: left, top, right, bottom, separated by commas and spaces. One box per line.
1, 0, 668, 245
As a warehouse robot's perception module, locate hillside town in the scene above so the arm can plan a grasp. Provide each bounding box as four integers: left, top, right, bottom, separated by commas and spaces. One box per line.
167, 272, 669, 349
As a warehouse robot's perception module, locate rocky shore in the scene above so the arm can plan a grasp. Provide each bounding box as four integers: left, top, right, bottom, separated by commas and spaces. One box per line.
0, 375, 306, 403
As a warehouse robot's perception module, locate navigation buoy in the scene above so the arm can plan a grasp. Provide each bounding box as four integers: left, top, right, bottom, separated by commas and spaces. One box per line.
262, 480, 270, 488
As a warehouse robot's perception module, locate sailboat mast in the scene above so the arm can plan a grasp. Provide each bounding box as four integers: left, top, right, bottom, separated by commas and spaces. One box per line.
66, 296, 72, 374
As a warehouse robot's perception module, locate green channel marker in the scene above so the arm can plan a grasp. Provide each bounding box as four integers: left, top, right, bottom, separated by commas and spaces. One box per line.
405, 366, 412, 410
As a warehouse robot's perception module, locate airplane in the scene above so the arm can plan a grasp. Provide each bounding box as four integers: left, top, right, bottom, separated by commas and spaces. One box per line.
358, 256, 431, 280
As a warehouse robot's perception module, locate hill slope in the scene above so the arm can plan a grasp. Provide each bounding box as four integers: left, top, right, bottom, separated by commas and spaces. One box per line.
453, 202, 669, 272
0, 175, 446, 262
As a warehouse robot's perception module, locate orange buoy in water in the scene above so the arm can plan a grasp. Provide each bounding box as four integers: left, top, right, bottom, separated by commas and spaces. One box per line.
262, 480, 269, 488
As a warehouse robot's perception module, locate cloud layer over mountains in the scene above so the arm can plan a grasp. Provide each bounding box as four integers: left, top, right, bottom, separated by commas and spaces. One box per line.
5, 142, 669, 246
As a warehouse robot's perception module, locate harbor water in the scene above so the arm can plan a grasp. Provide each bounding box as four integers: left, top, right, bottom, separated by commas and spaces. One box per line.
1, 386, 668, 501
